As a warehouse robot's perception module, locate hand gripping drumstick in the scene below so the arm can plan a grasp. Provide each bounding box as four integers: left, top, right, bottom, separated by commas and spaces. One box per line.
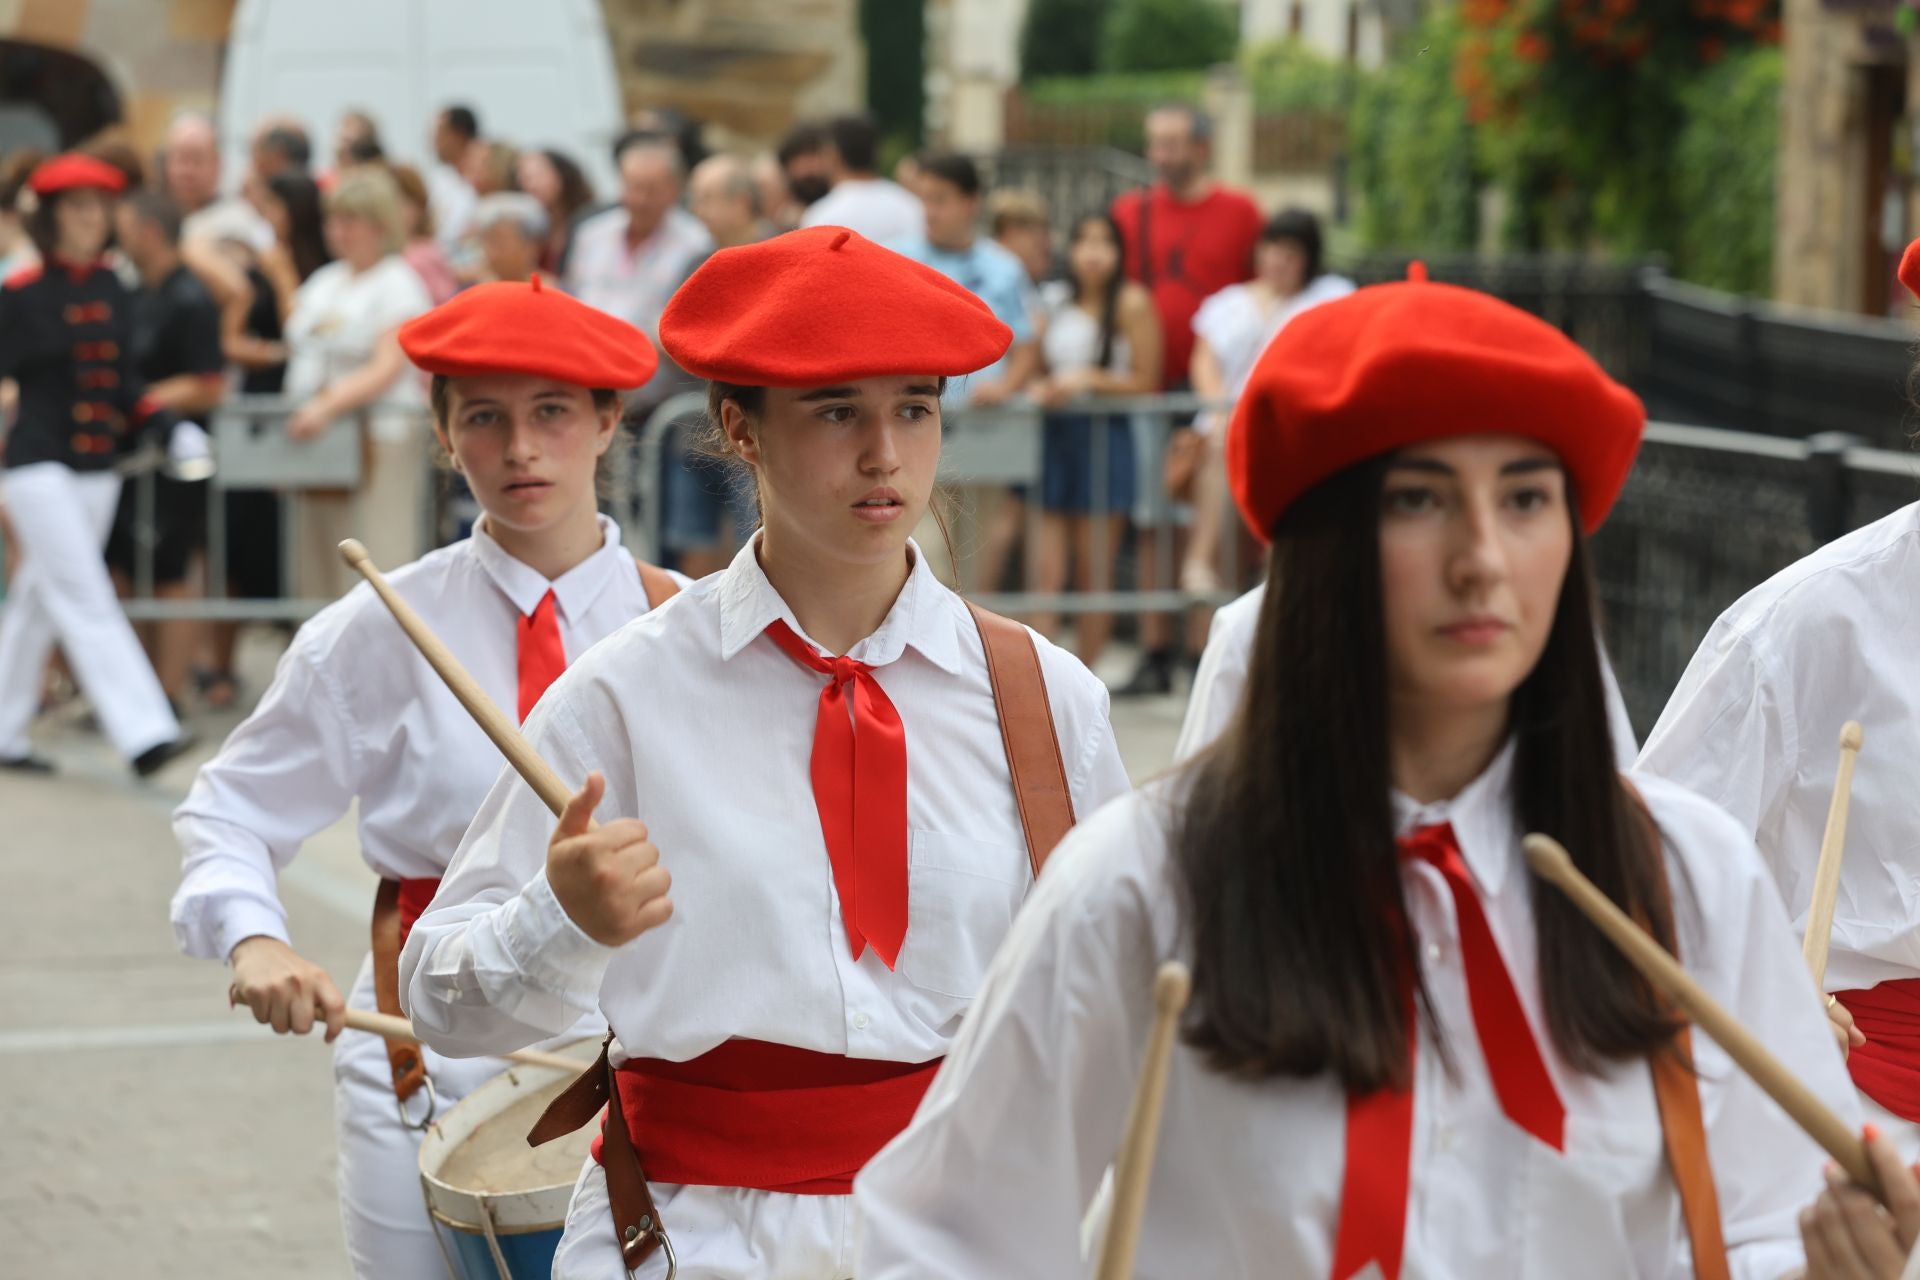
1803, 721, 1864, 987
1522, 833, 1882, 1199
338, 539, 571, 816
1094, 960, 1193, 1280
343, 1008, 582, 1074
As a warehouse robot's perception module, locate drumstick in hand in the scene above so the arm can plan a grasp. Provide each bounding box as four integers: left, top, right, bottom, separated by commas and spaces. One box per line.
1804, 721, 1864, 987
343, 1008, 583, 1074
1094, 960, 1192, 1280
339, 539, 571, 815
1523, 833, 1881, 1199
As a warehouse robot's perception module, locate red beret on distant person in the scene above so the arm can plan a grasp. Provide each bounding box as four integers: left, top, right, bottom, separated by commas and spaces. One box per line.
1899, 237, 1920, 302
1226, 266, 1645, 540
658, 226, 1013, 386
27, 153, 128, 197
397, 274, 658, 389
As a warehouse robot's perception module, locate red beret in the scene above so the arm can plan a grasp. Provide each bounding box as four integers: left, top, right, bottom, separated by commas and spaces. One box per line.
658, 226, 1012, 386
397, 275, 658, 389
28, 154, 128, 197
1900, 238, 1920, 302
1227, 275, 1644, 540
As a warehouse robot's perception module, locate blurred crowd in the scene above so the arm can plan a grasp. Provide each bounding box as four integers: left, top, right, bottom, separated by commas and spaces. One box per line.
0, 97, 1353, 708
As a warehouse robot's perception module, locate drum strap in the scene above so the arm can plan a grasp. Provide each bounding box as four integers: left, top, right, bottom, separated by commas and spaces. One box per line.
635, 558, 680, 609
370, 878, 429, 1102
521, 597, 1077, 1272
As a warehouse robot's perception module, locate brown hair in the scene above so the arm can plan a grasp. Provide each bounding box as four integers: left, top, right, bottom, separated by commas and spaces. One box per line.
429, 374, 621, 496
381, 161, 435, 239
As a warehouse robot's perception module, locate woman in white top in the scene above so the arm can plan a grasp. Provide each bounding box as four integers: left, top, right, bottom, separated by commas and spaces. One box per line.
171, 279, 681, 1279
855, 270, 1855, 1279
1182, 208, 1355, 593
282, 166, 434, 598
1031, 212, 1163, 668
402, 227, 1131, 1279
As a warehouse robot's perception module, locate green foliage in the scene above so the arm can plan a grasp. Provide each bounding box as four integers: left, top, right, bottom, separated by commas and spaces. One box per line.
1021, 0, 1113, 78
1100, 0, 1240, 73
1024, 70, 1208, 108
1241, 37, 1358, 113
1347, 13, 1479, 252
1670, 46, 1780, 293
861, 0, 925, 149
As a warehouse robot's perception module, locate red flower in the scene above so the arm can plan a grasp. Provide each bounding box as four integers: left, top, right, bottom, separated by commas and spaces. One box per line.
1516, 30, 1552, 60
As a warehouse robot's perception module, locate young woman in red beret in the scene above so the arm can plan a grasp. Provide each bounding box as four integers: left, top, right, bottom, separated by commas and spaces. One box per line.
853, 272, 1857, 1278
170, 278, 684, 1278
402, 226, 1131, 1278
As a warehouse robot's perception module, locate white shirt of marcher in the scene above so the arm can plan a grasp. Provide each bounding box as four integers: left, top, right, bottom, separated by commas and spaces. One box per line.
401, 536, 1132, 1278
1174, 583, 1643, 765
283, 254, 433, 444
427, 162, 477, 249
853, 746, 1856, 1279
171, 515, 679, 962
1637, 500, 1920, 996
799, 178, 926, 244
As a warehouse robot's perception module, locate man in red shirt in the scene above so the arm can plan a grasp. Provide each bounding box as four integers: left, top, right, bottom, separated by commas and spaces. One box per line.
1109, 104, 1262, 694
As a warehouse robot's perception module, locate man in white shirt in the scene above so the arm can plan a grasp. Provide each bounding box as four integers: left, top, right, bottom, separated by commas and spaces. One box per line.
426, 103, 480, 250
164, 111, 273, 252
799, 113, 925, 244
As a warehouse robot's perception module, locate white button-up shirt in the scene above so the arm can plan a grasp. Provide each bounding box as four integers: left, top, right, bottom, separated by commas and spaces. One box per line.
799, 179, 926, 244
1637, 501, 1920, 994
401, 538, 1130, 1273
855, 747, 1854, 1279
1175, 583, 1643, 766
171, 516, 679, 962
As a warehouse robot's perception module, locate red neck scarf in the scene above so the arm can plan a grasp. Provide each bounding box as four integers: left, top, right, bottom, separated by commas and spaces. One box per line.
763, 619, 910, 968
516, 589, 567, 722
1330, 823, 1566, 1280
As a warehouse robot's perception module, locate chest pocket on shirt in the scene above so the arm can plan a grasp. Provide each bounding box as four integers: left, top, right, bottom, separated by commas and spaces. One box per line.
898, 829, 1030, 998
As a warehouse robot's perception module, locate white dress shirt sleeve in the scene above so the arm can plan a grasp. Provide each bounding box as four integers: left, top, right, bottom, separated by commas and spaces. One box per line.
1036, 635, 1134, 806
856, 800, 1161, 1278
1174, 608, 1252, 763
400, 688, 619, 1056
170, 634, 365, 961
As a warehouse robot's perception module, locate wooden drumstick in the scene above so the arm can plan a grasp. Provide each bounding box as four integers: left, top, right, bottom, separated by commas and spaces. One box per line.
1523, 833, 1881, 1198
1804, 721, 1864, 987
339, 539, 571, 816
1094, 960, 1192, 1280
342, 1008, 584, 1074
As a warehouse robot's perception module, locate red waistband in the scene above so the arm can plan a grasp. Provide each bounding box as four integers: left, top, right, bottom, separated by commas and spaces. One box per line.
590, 1039, 941, 1194
1833, 980, 1920, 1121
395, 877, 440, 951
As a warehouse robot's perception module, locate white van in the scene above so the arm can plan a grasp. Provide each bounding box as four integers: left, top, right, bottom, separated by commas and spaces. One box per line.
218, 0, 625, 194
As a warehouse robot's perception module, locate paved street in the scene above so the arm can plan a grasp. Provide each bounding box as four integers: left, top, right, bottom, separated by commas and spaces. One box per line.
0, 633, 1190, 1278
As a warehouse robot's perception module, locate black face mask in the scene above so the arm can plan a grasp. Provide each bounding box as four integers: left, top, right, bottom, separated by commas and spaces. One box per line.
788, 176, 831, 206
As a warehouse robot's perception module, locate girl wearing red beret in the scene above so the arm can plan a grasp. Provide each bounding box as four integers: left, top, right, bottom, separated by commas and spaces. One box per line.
853, 273, 1856, 1278
170, 278, 684, 1278
402, 226, 1131, 1278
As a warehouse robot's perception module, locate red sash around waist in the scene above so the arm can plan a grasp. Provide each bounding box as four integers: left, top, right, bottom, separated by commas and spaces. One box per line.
395, 876, 440, 951
589, 1039, 941, 1194
1834, 979, 1920, 1121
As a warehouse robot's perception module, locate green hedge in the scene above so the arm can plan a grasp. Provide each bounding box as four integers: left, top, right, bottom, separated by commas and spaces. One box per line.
1670, 47, 1780, 294
1347, 14, 1479, 252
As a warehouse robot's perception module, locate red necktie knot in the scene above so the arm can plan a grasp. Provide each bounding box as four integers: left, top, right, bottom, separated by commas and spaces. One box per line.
1398, 822, 1460, 871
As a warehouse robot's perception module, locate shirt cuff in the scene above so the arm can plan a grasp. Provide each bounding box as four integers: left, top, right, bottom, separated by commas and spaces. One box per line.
500, 870, 620, 1008
211, 898, 293, 963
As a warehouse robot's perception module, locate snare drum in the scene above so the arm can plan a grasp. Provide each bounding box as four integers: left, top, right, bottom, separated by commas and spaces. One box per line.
418, 1040, 600, 1279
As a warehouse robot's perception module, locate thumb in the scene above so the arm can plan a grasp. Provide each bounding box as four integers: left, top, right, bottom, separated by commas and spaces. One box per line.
555, 772, 604, 839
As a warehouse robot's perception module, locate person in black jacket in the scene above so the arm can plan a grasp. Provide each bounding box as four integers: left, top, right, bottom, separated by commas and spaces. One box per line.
0, 154, 193, 777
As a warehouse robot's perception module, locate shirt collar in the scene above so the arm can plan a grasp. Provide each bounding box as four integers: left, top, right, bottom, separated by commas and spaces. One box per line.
470, 514, 626, 622
1391, 738, 1519, 896
714, 533, 967, 675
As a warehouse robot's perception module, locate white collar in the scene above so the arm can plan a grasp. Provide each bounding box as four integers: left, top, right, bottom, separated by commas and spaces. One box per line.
1391, 739, 1520, 896
469, 514, 627, 622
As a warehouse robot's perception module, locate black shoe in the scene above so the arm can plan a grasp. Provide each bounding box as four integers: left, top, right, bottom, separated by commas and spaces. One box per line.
132, 734, 198, 779
0, 753, 56, 775
1113, 649, 1175, 698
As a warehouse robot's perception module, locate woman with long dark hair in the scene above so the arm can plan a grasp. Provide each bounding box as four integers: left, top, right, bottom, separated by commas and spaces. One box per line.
1032, 212, 1161, 669
516, 147, 596, 274
854, 271, 1856, 1276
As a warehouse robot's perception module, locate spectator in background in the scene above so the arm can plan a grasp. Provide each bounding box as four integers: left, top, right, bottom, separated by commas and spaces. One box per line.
428, 104, 479, 248
1032, 212, 1161, 672
1109, 101, 1262, 695
515, 147, 596, 273
249, 118, 311, 182
383, 162, 458, 304
628, 104, 708, 177
105, 189, 227, 708
688, 153, 767, 250
0, 150, 40, 282
164, 111, 273, 251
773, 121, 831, 228
248, 171, 332, 307
471, 192, 547, 283
282, 166, 433, 598
1182, 208, 1353, 593
332, 109, 384, 176
799, 112, 924, 243
989, 190, 1053, 284
462, 139, 517, 198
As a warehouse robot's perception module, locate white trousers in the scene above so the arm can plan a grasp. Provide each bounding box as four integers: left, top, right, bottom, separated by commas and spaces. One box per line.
0, 462, 177, 759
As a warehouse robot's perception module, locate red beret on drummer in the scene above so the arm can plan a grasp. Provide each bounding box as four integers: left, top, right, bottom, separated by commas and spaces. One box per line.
1226, 265, 1645, 541
398, 274, 658, 388
28, 153, 128, 197
659, 226, 1012, 385
1899, 237, 1920, 303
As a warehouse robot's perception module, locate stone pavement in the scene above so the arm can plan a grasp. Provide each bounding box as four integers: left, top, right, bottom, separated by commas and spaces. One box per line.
0, 633, 1192, 1278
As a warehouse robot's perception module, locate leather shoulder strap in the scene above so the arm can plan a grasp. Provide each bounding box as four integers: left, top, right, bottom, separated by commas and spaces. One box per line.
1623, 778, 1732, 1280
965, 600, 1076, 878
635, 558, 680, 608
368, 879, 427, 1102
